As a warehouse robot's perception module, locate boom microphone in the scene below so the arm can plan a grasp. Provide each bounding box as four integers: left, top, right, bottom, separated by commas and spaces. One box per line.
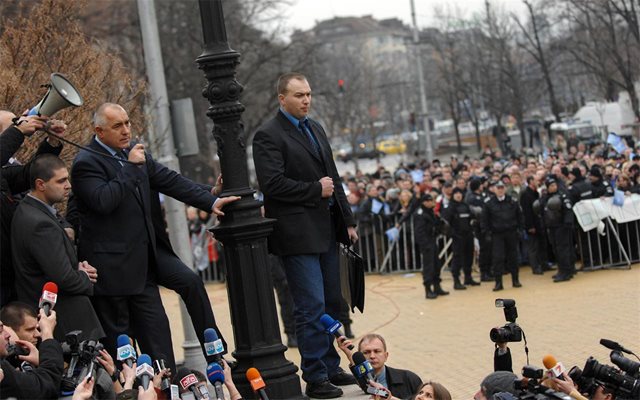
136, 354, 154, 390
116, 334, 137, 368
543, 354, 566, 380
319, 314, 354, 350
39, 282, 58, 316
246, 367, 270, 400
206, 362, 226, 400
600, 338, 633, 355
204, 328, 224, 366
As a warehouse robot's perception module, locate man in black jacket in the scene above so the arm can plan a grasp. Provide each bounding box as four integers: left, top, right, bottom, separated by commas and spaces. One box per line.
0, 309, 64, 399
413, 194, 448, 299
481, 181, 524, 291
442, 187, 479, 289
519, 176, 545, 275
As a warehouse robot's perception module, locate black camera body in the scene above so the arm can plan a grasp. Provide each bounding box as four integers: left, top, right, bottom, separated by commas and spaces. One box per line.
580, 356, 640, 399
60, 330, 105, 395
490, 299, 523, 343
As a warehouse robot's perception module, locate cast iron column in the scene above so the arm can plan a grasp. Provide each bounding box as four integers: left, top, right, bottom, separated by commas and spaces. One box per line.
195, 1, 304, 399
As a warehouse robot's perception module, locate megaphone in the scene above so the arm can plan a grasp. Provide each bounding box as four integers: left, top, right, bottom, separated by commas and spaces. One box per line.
28, 73, 83, 117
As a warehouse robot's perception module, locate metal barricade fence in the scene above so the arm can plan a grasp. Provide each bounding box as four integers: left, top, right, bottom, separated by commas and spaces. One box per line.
575, 218, 639, 270
198, 213, 455, 282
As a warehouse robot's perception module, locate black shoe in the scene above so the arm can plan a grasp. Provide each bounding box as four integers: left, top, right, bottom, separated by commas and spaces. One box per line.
512, 280, 522, 288
493, 282, 504, 291
464, 278, 480, 286
287, 334, 298, 348
329, 369, 357, 386
453, 281, 467, 290
426, 288, 438, 299
343, 324, 354, 339
532, 268, 543, 275
306, 380, 343, 398
553, 274, 572, 282
480, 274, 494, 282
434, 284, 449, 296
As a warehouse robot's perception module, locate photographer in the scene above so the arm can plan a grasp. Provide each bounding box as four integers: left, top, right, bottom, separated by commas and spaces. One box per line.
0, 309, 64, 399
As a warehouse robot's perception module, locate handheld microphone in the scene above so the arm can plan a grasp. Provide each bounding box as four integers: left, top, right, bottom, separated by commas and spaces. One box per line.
116, 334, 137, 368
246, 367, 270, 400
352, 351, 375, 382
319, 314, 354, 350
204, 328, 225, 366
206, 362, 226, 400
543, 354, 566, 380
39, 282, 58, 316
136, 354, 154, 390
154, 356, 171, 391
176, 367, 201, 399
600, 338, 633, 355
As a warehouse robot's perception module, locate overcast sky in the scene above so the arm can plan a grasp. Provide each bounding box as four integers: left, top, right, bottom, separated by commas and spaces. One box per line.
283, 0, 528, 31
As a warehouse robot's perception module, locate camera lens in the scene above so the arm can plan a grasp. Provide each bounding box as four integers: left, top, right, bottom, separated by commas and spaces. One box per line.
490, 327, 509, 342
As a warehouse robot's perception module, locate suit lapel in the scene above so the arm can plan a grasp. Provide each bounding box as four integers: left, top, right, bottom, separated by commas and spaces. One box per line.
277, 112, 323, 163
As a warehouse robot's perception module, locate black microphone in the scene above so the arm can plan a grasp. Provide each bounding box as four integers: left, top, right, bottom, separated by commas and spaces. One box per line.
600, 338, 633, 355
154, 356, 171, 392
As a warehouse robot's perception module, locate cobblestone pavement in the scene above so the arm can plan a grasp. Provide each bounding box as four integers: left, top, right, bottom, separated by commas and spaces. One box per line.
161, 264, 639, 399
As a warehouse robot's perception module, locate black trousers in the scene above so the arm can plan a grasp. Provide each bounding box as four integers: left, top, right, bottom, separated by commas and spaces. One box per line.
94, 244, 226, 372
548, 225, 576, 276
479, 234, 492, 277
451, 232, 474, 280
420, 244, 440, 286
492, 231, 518, 282
526, 232, 547, 271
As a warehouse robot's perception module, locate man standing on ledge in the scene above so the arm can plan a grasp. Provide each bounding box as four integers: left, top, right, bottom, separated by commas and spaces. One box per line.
253, 72, 358, 399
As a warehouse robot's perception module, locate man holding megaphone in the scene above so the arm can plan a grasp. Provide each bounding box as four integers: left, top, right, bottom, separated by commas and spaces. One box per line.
70, 103, 239, 372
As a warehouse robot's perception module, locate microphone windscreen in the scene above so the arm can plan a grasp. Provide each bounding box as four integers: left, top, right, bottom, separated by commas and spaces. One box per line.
352, 351, 367, 365
246, 367, 266, 391
43, 282, 58, 294
175, 367, 193, 382
206, 362, 225, 384
204, 328, 218, 342
117, 334, 131, 347
319, 314, 336, 329
138, 354, 152, 366
542, 354, 558, 369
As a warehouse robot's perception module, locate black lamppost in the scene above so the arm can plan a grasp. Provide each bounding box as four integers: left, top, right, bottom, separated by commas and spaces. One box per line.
196, 1, 304, 398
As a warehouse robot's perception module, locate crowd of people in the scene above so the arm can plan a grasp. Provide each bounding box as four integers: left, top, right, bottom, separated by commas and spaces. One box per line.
341, 141, 640, 298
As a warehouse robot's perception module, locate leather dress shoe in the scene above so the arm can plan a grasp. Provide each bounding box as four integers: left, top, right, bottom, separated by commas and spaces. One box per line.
329, 369, 357, 386
553, 274, 572, 282
453, 281, 467, 290
306, 380, 343, 399
512, 280, 522, 288
434, 284, 449, 296
464, 278, 481, 286
493, 282, 504, 291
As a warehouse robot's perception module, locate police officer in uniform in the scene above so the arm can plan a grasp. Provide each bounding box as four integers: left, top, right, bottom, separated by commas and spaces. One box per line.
465, 178, 493, 282
442, 187, 479, 290
413, 194, 449, 299
588, 165, 614, 197
567, 167, 592, 204
540, 177, 576, 282
481, 181, 524, 291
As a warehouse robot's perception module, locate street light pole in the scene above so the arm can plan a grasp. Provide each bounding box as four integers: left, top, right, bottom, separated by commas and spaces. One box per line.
195, 1, 304, 398
410, 0, 434, 161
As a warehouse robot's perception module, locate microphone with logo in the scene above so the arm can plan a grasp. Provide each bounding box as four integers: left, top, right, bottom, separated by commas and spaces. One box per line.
206, 362, 226, 400
116, 334, 137, 368
352, 352, 388, 398
136, 354, 154, 390
246, 367, 270, 400
39, 282, 58, 316
204, 328, 225, 367
176, 367, 201, 400
319, 314, 354, 350
543, 354, 566, 380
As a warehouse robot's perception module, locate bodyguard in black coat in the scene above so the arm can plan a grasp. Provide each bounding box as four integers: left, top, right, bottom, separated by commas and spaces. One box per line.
519, 177, 546, 275
11, 155, 103, 342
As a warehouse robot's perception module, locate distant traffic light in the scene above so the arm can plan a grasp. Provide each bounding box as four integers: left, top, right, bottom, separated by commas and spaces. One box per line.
338, 79, 345, 94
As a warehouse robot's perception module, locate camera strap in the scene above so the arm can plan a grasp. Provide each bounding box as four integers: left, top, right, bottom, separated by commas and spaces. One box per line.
522, 330, 530, 365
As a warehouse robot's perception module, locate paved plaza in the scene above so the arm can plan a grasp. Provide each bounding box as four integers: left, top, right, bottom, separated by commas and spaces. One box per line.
162, 263, 639, 399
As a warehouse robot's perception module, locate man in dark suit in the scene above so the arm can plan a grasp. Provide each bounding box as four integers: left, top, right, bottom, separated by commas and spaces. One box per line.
11, 154, 104, 342
70, 103, 237, 371
252, 72, 358, 399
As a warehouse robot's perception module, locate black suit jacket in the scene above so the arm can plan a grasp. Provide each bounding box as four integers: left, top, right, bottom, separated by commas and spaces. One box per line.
252, 111, 355, 255
11, 195, 104, 341
385, 365, 423, 400
71, 137, 215, 296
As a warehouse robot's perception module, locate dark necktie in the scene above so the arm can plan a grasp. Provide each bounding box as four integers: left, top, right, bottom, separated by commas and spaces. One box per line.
299, 121, 320, 157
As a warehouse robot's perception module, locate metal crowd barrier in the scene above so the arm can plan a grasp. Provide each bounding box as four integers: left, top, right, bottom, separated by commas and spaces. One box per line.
576, 218, 639, 270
